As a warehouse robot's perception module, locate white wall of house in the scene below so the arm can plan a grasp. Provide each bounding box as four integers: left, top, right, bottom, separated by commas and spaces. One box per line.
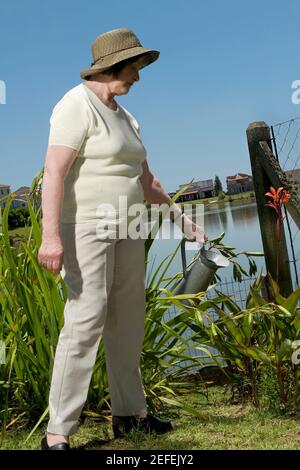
0, 186, 10, 208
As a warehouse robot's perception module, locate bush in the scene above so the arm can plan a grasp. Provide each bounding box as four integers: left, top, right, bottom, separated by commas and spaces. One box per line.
0, 192, 211, 439
8, 207, 30, 230
258, 365, 297, 414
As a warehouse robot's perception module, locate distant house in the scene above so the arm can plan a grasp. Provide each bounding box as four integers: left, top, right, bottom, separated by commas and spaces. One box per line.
226, 173, 254, 194
169, 179, 215, 202
285, 168, 300, 186
0, 184, 11, 208
11, 186, 31, 209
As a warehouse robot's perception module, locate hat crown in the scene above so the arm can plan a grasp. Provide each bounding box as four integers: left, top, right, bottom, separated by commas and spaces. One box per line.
92, 29, 142, 61
80, 28, 159, 79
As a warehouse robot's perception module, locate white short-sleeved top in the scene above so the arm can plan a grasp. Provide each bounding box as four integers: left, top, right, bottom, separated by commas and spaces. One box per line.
48, 84, 147, 223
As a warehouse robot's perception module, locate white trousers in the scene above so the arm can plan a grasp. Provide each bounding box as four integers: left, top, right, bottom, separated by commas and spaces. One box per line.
47, 223, 147, 436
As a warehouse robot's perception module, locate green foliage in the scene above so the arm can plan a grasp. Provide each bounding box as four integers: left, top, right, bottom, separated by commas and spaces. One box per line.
0, 191, 66, 439
258, 366, 282, 413
0, 177, 209, 443
187, 274, 300, 409
7, 208, 30, 230
207, 231, 263, 282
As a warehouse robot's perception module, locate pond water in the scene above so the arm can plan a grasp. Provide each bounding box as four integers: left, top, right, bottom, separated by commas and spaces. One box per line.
148, 198, 265, 283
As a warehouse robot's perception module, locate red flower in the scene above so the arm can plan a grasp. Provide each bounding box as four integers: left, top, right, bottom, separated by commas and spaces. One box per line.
265, 186, 290, 215
265, 186, 284, 202
264, 186, 291, 285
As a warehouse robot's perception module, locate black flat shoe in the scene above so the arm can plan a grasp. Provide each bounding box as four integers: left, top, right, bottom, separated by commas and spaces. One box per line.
136, 414, 174, 435
41, 435, 70, 450
112, 415, 136, 438
112, 413, 173, 438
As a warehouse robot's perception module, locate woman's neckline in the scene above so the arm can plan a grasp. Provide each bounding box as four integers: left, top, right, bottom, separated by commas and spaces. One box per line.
81, 83, 120, 114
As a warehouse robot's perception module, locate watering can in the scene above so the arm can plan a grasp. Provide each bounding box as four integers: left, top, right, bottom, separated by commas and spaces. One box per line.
173, 238, 230, 301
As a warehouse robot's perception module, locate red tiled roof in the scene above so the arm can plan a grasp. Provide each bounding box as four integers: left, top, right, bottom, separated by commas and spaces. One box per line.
227, 173, 251, 181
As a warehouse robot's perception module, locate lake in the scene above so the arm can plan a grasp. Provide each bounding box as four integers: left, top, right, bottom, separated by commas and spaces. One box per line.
148, 198, 265, 284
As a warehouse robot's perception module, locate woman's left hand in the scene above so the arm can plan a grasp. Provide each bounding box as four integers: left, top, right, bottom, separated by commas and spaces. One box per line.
175, 212, 207, 244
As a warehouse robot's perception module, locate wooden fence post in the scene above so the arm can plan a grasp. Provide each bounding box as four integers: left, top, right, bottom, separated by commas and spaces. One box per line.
246, 121, 293, 297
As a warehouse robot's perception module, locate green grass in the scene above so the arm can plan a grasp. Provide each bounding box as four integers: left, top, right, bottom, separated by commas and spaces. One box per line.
180, 191, 256, 206
2, 386, 300, 450
7, 226, 30, 237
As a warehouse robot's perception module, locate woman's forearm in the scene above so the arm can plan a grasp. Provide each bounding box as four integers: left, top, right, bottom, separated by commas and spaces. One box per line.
41, 168, 64, 239
40, 146, 77, 240
144, 178, 172, 205
143, 176, 205, 242
143, 178, 181, 221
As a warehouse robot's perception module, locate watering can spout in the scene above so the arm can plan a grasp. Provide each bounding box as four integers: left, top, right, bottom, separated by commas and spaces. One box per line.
173, 238, 230, 298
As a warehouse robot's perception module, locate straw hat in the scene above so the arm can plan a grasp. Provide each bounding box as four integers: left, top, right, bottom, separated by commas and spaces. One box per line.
80, 28, 160, 79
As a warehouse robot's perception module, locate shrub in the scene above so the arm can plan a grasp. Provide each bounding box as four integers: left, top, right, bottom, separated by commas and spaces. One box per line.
8, 207, 30, 230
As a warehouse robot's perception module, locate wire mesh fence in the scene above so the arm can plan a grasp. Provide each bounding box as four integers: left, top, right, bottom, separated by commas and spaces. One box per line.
271, 117, 300, 287
164, 276, 256, 372
271, 117, 300, 173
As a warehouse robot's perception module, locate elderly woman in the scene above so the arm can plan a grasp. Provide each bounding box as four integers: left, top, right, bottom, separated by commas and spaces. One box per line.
38, 28, 204, 450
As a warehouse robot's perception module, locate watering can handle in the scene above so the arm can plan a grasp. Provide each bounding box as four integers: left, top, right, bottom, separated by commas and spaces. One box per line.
180, 237, 208, 277
180, 238, 187, 277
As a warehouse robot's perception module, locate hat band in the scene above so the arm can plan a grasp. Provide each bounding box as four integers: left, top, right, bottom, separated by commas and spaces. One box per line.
91, 43, 142, 66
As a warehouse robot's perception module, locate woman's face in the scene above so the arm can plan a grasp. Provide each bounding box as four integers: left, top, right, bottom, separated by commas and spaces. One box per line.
110, 62, 141, 95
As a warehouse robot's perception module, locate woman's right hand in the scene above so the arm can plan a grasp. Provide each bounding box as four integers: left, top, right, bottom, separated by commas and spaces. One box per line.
38, 237, 64, 275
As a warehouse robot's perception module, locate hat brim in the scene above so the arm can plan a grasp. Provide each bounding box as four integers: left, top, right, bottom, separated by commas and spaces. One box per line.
80, 47, 160, 79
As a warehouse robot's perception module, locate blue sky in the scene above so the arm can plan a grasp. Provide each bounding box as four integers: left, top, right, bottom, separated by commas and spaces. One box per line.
1, 0, 300, 192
